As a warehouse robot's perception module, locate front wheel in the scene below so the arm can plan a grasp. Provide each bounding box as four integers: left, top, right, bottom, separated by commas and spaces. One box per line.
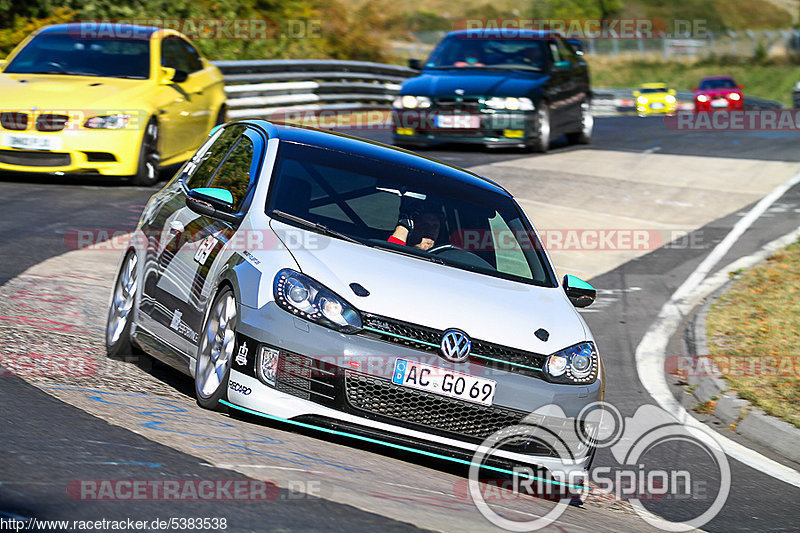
106, 251, 138, 358
529, 105, 550, 153
195, 287, 238, 411
131, 119, 160, 187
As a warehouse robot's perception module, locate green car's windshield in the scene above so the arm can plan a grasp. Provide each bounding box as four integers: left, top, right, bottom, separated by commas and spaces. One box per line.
266, 141, 557, 287
5, 32, 151, 79
425, 36, 546, 71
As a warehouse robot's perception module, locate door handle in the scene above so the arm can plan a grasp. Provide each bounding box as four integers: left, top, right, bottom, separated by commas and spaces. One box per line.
169, 220, 185, 234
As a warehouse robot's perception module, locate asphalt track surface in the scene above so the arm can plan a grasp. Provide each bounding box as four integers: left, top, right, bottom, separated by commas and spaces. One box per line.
1, 116, 800, 531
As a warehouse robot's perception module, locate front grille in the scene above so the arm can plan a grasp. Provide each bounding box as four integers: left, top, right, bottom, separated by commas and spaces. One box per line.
344, 371, 559, 456
435, 97, 482, 111
361, 313, 546, 378
1, 112, 28, 131
36, 114, 69, 132
0, 149, 70, 167
275, 353, 336, 402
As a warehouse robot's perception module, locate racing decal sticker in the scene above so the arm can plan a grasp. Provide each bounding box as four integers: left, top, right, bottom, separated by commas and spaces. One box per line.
169, 309, 199, 342
194, 235, 218, 265
235, 342, 249, 367
240, 250, 261, 267
228, 380, 252, 395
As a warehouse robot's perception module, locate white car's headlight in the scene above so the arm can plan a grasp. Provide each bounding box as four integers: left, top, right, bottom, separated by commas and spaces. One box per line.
664, 94, 676, 104
273, 269, 362, 332
393, 95, 432, 109
484, 97, 534, 111
84, 114, 132, 129
636, 95, 649, 105
544, 342, 599, 384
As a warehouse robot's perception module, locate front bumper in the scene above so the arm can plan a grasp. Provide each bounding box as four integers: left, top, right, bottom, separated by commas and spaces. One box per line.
392, 109, 537, 147
230, 302, 603, 472
0, 125, 143, 176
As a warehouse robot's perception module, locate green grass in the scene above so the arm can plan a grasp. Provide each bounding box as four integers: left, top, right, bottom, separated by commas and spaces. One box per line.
705, 239, 800, 429
589, 56, 799, 106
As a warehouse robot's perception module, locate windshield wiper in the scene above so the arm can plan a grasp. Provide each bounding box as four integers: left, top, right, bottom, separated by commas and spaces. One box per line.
271, 209, 363, 245
370, 240, 444, 264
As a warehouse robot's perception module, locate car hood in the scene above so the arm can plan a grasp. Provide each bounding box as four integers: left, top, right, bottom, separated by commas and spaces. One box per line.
271, 220, 589, 355
0, 73, 151, 110
401, 69, 549, 98
696, 88, 740, 97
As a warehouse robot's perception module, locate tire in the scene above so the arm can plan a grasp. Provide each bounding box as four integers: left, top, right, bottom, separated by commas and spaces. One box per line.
566, 100, 593, 145
106, 251, 138, 358
131, 119, 160, 187
529, 104, 551, 153
214, 105, 226, 127
195, 287, 238, 411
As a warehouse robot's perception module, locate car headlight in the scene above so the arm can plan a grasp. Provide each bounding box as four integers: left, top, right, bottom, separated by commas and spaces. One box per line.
544, 342, 599, 384
393, 95, 431, 109
484, 97, 534, 111
664, 94, 676, 104
728, 93, 741, 101
273, 269, 362, 333
696, 94, 709, 103
636, 95, 648, 105
84, 114, 132, 129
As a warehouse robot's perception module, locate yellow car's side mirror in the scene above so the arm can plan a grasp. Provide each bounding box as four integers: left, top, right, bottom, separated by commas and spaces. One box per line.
633, 90, 640, 97
159, 67, 176, 85
669, 89, 676, 95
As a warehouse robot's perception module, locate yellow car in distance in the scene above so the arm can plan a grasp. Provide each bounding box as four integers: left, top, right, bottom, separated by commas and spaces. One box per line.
0, 23, 226, 186
633, 83, 677, 116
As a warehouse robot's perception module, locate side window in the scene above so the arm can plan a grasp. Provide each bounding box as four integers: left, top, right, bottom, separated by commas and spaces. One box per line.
161, 37, 190, 72
184, 124, 246, 190
180, 39, 203, 72
548, 41, 560, 64
205, 136, 255, 211
488, 213, 533, 279
556, 39, 575, 64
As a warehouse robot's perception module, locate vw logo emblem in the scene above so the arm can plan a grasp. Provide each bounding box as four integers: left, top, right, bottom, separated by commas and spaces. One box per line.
440, 329, 471, 363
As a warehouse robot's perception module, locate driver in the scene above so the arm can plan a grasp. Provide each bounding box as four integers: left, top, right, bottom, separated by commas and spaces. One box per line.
388, 194, 442, 251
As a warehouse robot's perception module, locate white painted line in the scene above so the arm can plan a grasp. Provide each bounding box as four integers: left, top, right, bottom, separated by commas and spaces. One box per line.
635, 168, 800, 488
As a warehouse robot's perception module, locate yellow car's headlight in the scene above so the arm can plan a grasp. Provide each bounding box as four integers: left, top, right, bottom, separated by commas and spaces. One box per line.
664, 95, 676, 104
84, 114, 132, 129
636, 96, 648, 105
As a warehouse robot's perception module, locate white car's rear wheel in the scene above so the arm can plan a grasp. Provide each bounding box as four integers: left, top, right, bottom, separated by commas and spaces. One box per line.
106, 251, 137, 357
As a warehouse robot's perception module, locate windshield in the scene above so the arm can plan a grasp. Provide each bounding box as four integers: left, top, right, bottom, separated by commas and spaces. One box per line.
425, 36, 546, 71
640, 87, 668, 93
699, 78, 736, 90
266, 141, 556, 287
5, 32, 151, 79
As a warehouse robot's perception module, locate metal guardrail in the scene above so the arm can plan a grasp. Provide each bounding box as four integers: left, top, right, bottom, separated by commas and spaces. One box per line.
212, 59, 416, 119
213, 59, 784, 120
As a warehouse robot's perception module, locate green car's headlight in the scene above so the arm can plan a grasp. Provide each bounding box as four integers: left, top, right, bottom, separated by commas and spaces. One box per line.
484, 97, 534, 111
545, 342, 599, 384
393, 95, 432, 109
273, 269, 362, 333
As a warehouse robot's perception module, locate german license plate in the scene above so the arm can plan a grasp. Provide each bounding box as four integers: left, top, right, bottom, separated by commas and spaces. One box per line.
391, 358, 496, 406
1, 133, 62, 151
710, 99, 728, 108
435, 115, 480, 128
650, 102, 664, 109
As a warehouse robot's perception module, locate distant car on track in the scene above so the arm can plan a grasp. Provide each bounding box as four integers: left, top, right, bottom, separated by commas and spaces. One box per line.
693, 76, 743, 112
106, 120, 604, 475
0, 23, 226, 185
633, 83, 677, 116
393, 29, 593, 152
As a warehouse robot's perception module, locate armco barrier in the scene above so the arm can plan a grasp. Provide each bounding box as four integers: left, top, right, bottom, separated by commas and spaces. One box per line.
212, 60, 783, 120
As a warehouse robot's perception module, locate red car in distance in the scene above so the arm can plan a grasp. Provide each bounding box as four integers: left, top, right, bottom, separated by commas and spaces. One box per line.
693, 76, 744, 112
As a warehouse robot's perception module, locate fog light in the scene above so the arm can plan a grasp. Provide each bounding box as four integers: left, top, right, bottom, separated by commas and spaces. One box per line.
396, 127, 414, 136
257, 346, 280, 386
503, 129, 525, 138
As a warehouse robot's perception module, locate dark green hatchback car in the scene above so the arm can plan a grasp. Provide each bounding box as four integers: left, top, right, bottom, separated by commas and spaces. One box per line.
392, 29, 592, 152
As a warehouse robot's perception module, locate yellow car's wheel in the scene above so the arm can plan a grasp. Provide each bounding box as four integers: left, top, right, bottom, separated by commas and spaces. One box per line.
131, 119, 160, 187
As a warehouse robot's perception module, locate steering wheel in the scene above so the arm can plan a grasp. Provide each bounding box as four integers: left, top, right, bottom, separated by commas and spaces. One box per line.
427, 244, 459, 255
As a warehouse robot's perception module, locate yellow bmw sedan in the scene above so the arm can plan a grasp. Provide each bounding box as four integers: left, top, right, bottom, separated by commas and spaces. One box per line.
0, 23, 226, 185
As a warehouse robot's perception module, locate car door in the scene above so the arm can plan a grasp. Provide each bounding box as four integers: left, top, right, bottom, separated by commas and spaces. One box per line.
546, 38, 577, 131
176, 38, 221, 143
139, 124, 263, 356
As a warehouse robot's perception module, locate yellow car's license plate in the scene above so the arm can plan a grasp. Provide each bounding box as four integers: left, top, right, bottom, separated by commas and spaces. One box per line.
2, 133, 62, 151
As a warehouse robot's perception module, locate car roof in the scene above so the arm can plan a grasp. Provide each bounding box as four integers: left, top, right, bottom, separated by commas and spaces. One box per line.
241, 120, 512, 197
37, 23, 161, 39
700, 76, 735, 81
446, 28, 558, 40
641, 82, 667, 88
